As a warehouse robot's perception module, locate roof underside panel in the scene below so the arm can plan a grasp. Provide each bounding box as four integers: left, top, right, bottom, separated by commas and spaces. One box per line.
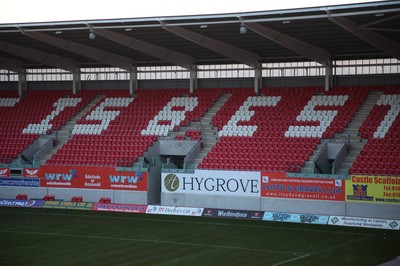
0, 1, 398, 68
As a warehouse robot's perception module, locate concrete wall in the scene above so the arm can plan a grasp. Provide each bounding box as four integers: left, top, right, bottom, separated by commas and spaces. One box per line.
161, 192, 261, 210
0, 186, 48, 199
159, 140, 197, 156
346, 202, 400, 220
145, 142, 162, 204
0, 187, 147, 204
261, 198, 346, 216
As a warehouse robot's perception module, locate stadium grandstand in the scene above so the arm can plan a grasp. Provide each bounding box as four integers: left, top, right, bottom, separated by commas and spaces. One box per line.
0, 0, 399, 223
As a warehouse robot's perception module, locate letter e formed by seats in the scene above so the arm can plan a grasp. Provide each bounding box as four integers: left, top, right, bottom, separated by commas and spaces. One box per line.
218, 96, 281, 137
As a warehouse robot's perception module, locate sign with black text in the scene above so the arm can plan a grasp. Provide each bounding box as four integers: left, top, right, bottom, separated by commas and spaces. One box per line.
162, 170, 260, 197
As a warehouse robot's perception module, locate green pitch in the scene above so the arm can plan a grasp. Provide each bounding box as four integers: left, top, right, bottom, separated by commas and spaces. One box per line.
0, 207, 398, 265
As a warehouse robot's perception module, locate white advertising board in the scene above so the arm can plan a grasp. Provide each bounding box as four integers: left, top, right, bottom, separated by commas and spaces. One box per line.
146, 205, 203, 216
162, 170, 260, 197
328, 216, 400, 230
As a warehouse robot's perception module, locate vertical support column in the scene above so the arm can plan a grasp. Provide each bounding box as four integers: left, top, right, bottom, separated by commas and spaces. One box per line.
72, 67, 81, 95
324, 62, 333, 92
189, 65, 197, 94
18, 68, 27, 98
129, 66, 138, 96
254, 63, 262, 95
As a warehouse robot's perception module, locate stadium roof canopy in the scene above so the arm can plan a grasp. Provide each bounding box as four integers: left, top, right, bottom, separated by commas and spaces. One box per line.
0, 1, 399, 72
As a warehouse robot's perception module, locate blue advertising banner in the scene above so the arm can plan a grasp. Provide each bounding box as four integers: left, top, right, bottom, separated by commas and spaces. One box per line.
0, 178, 40, 187
263, 212, 329, 224
0, 199, 43, 208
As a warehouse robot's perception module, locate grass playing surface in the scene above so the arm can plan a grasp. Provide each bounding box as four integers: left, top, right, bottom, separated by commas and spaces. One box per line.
0, 207, 399, 265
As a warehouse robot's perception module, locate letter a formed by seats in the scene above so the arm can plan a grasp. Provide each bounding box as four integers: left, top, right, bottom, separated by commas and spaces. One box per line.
141, 96, 198, 136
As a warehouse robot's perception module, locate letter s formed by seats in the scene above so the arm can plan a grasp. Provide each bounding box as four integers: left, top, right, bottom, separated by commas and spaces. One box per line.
72, 97, 133, 135
285, 95, 348, 138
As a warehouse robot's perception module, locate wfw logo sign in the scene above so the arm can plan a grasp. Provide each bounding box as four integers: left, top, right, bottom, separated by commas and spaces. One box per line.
45, 169, 77, 181
109, 173, 142, 184
164, 174, 180, 192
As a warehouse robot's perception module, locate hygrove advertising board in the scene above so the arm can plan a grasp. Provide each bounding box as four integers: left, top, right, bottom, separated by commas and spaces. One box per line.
261, 172, 345, 201
38, 165, 147, 191
328, 216, 400, 230
346, 175, 400, 204
162, 170, 260, 197
262, 212, 329, 224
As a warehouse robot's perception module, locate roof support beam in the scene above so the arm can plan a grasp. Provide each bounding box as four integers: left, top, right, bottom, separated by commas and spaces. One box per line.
0, 40, 76, 71
90, 28, 194, 70
329, 16, 400, 60
0, 56, 24, 72
21, 31, 136, 71
162, 25, 260, 67
242, 22, 330, 66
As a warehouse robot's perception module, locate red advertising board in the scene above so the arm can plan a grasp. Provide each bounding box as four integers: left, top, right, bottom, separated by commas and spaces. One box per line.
24, 168, 40, 178
0, 168, 10, 177
37, 165, 147, 191
261, 172, 345, 201
92, 203, 147, 213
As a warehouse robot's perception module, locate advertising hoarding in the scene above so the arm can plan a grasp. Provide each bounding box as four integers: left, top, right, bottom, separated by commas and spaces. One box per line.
38, 165, 147, 191
146, 205, 204, 216
261, 172, 345, 201
42, 200, 94, 210
0, 168, 10, 177
0, 178, 40, 187
162, 170, 260, 197
92, 203, 147, 213
0, 199, 43, 208
328, 216, 400, 230
346, 175, 400, 204
262, 212, 329, 224
202, 208, 263, 220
